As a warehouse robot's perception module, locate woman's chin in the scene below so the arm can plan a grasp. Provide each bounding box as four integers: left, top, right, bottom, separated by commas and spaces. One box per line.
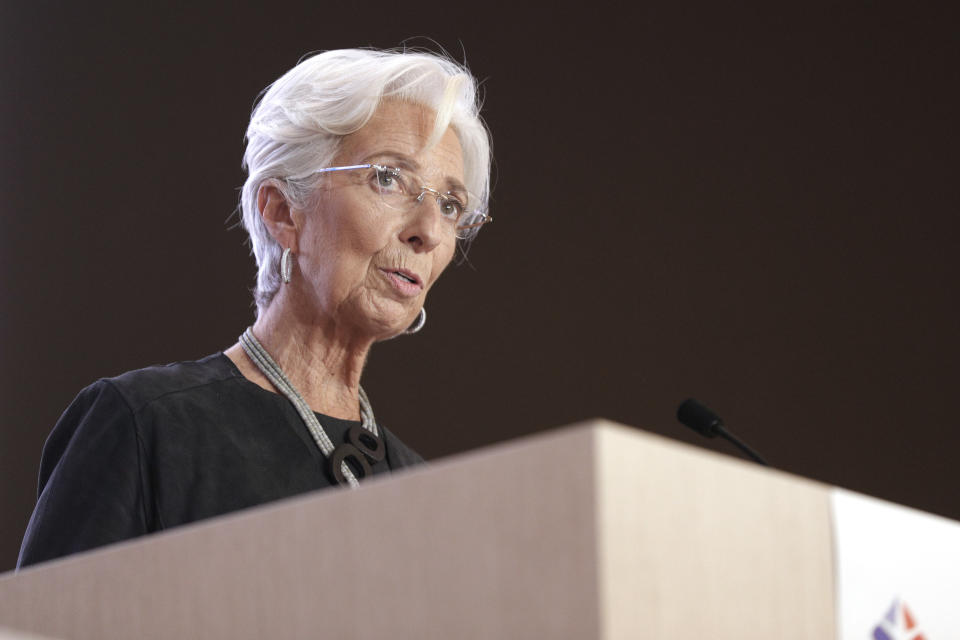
362, 314, 417, 342
373, 324, 412, 342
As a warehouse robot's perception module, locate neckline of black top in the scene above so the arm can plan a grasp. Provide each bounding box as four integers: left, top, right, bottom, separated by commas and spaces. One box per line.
215, 351, 364, 430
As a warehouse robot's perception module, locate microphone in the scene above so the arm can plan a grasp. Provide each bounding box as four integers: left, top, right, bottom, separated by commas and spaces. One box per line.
676, 398, 769, 466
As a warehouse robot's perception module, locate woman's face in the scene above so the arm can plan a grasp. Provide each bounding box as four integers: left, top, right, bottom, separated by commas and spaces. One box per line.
293, 101, 463, 340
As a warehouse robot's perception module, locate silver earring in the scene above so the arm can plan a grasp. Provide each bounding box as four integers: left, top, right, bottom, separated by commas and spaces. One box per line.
405, 307, 426, 334
280, 248, 292, 284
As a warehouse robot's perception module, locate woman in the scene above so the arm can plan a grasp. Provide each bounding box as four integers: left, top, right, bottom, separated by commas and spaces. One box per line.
18, 48, 492, 568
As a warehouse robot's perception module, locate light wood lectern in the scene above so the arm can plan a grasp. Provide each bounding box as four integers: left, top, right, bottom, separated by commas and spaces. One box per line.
0, 421, 837, 638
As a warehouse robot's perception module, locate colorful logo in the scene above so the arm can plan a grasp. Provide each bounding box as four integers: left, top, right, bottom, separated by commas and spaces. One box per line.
872, 597, 926, 640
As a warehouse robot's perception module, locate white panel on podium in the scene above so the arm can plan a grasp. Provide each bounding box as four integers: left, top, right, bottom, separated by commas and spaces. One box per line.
832, 488, 960, 639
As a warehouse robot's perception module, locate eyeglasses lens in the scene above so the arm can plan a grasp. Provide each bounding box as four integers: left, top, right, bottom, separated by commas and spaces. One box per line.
372, 165, 488, 240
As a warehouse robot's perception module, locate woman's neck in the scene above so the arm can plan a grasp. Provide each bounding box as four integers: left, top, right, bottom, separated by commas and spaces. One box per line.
224, 292, 374, 421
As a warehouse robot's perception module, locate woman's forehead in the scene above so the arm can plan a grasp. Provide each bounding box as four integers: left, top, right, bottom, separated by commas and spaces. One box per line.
340, 102, 465, 178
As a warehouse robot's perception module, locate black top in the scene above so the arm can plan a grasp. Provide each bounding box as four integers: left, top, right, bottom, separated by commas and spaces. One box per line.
17, 353, 424, 568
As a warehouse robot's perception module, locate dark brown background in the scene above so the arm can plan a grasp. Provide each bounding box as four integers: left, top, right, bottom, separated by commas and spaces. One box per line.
1, 3, 957, 572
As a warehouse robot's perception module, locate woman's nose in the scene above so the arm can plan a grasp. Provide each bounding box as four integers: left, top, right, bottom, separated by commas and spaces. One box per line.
399, 195, 446, 252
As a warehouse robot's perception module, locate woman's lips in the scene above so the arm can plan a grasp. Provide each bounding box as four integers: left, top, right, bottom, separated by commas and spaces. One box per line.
379, 268, 423, 297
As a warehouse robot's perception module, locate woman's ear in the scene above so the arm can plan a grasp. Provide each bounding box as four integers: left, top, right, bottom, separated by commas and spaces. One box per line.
258, 180, 300, 252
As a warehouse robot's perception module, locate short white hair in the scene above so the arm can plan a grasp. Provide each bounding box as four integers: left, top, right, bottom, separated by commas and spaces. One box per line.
239, 48, 492, 315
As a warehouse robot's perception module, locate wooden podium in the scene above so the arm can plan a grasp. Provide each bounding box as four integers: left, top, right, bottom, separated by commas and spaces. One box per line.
0, 421, 837, 638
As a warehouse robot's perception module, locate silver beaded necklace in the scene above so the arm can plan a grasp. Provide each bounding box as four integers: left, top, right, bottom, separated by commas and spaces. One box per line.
238, 327, 379, 489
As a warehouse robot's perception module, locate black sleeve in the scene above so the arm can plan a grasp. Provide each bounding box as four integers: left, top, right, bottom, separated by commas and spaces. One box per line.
17, 380, 151, 568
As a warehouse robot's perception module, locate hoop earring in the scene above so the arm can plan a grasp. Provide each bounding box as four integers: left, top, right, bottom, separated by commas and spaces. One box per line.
280, 248, 293, 284
405, 307, 426, 334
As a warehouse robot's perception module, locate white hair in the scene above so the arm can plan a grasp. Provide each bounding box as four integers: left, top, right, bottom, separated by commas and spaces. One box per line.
239, 48, 492, 316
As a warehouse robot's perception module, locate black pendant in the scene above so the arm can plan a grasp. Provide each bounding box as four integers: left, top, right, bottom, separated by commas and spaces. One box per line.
328, 443, 372, 486
348, 424, 385, 464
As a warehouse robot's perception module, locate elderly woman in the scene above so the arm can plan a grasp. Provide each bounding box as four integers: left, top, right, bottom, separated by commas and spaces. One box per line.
18, 48, 492, 568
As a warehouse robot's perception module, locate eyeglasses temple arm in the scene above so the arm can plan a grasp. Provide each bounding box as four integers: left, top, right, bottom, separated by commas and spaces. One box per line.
311, 163, 376, 175
457, 214, 493, 231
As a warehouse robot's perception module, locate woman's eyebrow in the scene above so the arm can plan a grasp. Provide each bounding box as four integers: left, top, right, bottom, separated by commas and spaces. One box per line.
363, 150, 419, 171
446, 178, 468, 197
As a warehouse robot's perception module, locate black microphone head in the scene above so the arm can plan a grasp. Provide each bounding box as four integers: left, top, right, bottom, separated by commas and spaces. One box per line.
677, 398, 724, 438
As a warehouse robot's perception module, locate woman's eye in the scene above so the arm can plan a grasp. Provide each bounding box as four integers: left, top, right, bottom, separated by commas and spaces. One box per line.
374, 168, 401, 191
440, 198, 464, 218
